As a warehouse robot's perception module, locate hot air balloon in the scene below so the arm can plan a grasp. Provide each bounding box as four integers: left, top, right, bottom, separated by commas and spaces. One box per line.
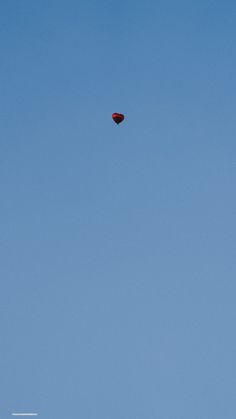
112, 113, 125, 125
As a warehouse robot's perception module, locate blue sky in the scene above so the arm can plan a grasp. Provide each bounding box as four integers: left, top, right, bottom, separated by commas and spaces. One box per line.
1, 1, 236, 418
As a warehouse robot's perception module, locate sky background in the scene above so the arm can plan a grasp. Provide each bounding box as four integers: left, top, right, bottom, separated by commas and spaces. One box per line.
1, 1, 236, 418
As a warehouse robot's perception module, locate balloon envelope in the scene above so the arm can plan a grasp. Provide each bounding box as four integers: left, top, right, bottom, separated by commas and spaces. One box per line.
112, 113, 125, 124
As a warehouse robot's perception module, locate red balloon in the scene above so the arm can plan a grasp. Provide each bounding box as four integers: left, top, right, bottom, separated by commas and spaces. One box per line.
112, 113, 125, 124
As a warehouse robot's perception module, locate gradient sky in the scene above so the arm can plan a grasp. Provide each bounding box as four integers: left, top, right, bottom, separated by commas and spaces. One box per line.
1, 1, 236, 418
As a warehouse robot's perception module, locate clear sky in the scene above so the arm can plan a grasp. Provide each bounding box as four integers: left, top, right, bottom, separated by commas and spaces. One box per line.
1, 1, 236, 418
